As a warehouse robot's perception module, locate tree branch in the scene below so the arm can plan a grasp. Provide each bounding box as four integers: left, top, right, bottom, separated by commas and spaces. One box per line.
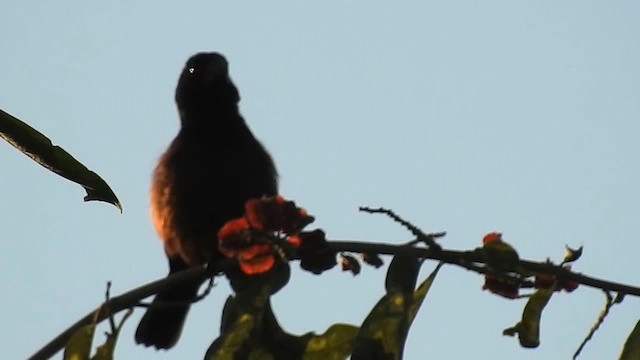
29, 238, 640, 360
28, 266, 210, 360
327, 240, 640, 296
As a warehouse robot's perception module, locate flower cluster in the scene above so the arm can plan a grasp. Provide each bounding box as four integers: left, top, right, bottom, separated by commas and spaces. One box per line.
481, 232, 580, 299
534, 266, 579, 293
217, 195, 337, 275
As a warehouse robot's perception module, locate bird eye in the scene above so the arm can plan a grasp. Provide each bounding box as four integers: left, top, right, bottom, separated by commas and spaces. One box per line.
188, 67, 195, 74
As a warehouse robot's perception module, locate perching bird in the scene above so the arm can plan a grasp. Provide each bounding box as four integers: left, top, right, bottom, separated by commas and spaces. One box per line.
135, 52, 278, 350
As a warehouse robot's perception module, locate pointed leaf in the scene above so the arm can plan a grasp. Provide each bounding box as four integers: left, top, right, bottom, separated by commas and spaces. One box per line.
353, 255, 435, 360
408, 262, 443, 326
619, 320, 640, 360
0, 108, 121, 211
503, 287, 555, 348
353, 290, 411, 360
63, 324, 96, 360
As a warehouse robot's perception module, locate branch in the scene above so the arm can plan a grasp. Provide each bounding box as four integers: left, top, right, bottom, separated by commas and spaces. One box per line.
327, 240, 640, 296
573, 291, 625, 359
30, 239, 640, 360
28, 266, 211, 360
358, 206, 444, 250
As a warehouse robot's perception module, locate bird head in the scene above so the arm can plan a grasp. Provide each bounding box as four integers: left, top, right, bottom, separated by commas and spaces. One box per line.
175, 52, 241, 120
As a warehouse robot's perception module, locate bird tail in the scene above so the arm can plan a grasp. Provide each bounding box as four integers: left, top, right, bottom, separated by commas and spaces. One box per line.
135, 265, 201, 349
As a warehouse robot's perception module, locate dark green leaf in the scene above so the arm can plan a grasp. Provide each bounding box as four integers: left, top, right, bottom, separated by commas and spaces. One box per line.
619, 320, 640, 360
354, 256, 440, 360
301, 324, 359, 360
205, 286, 271, 360
0, 108, 121, 211
221, 296, 358, 360
408, 263, 443, 326
503, 287, 555, 348
206, 311, 260, 360
384, 254, 421, 294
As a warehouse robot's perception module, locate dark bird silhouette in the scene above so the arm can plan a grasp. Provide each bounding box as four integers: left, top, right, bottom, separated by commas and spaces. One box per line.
135, 52, 278, 350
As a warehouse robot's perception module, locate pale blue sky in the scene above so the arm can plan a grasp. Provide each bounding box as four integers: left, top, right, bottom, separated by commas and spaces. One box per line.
1, 2, 639, 359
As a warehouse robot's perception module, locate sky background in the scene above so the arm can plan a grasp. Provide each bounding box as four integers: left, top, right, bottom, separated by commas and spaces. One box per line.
1, 1, 639, 359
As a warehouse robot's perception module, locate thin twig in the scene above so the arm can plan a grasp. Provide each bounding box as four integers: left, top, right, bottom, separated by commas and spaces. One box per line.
28, 266, 212, 360
104, 281, 116, 333
359, 206, 445, 250
573, 291, 625, 359
116, 308, 134, 333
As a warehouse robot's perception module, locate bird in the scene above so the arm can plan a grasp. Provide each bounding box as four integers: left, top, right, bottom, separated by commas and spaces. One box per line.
134, 52, 279, 350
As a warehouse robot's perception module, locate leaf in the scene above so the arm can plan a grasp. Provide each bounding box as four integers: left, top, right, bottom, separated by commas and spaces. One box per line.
218, 295, 358, 360
0, 108, 121, 211
255, 297, 357, 360
206, 312, 260, 360
384, 254, 421, 294
353, 256, 440, 360
302, 324, 359, 360
619, 320, 640, 360
63, 324, 96, 360
408, 263, 443, 326
205, 286, 271, 360
91, 310, 132, 360
503, 286, 555, 348
563, 245, 583, 264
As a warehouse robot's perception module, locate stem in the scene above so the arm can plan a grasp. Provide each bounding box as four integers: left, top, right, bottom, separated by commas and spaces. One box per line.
29, 239, 640, 360
328, 240, 640, 296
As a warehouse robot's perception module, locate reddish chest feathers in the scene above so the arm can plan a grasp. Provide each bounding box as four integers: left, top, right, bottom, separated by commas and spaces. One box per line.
150, 129, 277, 266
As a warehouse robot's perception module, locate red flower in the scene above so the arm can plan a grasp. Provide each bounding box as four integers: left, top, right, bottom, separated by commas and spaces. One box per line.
217, 217, 275, 274
534, 265, 579, 293
217, 196, 327, 275
483, 274, 519, 299
237, 244, 275, 275
245, 195, 314, 234
287, 234, 302, 248
244, 196, 284, 231
217, 218, 252, 258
